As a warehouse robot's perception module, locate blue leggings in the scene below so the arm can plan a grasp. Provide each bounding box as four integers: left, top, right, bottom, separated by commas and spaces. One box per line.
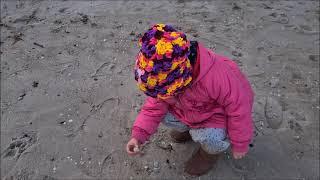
163, 113, 230, 154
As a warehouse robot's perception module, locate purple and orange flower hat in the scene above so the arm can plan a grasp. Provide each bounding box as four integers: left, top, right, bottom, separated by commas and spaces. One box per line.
134, 24, 193, 99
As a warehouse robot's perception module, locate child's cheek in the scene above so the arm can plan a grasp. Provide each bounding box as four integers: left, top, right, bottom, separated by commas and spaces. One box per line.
162, 97, 178, 105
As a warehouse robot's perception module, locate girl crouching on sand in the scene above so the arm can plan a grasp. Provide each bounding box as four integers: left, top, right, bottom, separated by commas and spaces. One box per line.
126, 24, 254, 176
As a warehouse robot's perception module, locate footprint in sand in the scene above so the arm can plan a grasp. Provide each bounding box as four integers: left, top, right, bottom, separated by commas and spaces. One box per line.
264, 97, 283, 129
225, 153, 256, 174
2, 131, 37, 159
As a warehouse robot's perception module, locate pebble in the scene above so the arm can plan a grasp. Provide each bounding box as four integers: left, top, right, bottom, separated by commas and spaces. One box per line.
300, 25, 312, 31
133, 146, 139, 152
247, 24, 256, 30
309, 55, 319, 62
293, 135, 300, 140
153, 161, 159, 168
231, 50, 242, 57
53, 167, 56, 172
32, 81, 39, 88
153, 161, 160, 172
278, 17, 289, 24
18, 93, 26, 101
270, 77, 279, 88
156, 141, 173, 151
259, 121, 264, 126
68, 119, 73, 123
98, 132, 103, 138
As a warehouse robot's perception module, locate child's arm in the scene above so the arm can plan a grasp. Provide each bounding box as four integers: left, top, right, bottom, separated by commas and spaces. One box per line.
208, 62, 254, 154
131, 97, 169, 144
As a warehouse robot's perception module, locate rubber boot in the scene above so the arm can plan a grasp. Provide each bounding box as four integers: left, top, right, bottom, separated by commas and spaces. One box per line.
185, 147, 219, 176
170, 130, 192, 143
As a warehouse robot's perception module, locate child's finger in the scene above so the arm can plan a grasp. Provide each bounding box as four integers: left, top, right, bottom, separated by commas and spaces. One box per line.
128, 150, 139, 156
126, 144, 133, 154
127, 150, 137, 155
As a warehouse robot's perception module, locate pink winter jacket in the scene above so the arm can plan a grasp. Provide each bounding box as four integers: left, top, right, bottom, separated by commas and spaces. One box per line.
131, 42, 254, 153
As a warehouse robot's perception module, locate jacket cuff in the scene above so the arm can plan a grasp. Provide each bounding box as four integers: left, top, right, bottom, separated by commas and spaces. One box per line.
131, 126, 151, 144
231, 143, 249, 153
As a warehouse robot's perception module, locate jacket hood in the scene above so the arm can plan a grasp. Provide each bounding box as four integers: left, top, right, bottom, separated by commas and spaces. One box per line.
193, 42, 216, 85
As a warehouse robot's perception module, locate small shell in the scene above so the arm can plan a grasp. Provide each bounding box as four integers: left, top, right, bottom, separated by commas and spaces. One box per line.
133, 146, 140, 152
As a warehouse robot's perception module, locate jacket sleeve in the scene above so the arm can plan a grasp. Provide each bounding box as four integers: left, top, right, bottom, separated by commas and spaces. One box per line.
208, 63, 254, 153
131, 97, 169, 143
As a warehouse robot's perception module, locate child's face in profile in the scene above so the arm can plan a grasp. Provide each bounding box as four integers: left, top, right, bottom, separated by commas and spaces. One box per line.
156, 87, 188, 104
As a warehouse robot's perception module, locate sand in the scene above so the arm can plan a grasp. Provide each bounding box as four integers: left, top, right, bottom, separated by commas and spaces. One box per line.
1, 0, 319, 179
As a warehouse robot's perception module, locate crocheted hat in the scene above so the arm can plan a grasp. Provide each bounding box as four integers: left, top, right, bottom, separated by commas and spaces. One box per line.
134, 24, 193, 99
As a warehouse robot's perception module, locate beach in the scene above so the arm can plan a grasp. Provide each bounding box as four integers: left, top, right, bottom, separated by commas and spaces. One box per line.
1, 0, 319, 179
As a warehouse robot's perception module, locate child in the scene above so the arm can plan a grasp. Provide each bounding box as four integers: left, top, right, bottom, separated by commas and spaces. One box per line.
126, 24, 254, 176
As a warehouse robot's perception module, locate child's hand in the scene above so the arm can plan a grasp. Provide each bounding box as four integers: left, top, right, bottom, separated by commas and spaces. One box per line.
233, 151, 246, 159
126, 138, 141, 156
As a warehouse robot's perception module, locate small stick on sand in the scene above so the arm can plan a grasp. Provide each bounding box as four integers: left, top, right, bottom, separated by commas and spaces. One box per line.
33, 42, 44, 48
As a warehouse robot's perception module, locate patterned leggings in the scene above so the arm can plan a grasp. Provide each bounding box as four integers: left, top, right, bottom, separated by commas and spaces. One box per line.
163, 113, 230, 154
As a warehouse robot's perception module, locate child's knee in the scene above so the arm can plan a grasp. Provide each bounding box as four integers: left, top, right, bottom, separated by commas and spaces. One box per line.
200, 139, 230, 154
190, 128, 226, 141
